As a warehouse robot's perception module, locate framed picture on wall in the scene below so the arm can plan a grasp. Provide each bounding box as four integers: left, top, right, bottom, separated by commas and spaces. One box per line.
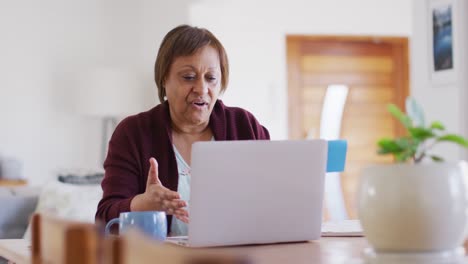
428, 0, 458, 85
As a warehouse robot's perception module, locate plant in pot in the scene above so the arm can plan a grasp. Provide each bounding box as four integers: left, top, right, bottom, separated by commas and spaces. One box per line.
357, 97, 468, 261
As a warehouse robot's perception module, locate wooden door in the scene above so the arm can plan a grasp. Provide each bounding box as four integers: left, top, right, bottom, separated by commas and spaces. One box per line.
287, 36, 409, 219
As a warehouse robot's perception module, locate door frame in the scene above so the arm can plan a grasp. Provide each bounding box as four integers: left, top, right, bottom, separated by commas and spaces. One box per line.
286, 35, 410, 139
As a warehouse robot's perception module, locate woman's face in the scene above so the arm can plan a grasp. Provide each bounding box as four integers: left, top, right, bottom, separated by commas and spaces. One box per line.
164, 45, 222, 128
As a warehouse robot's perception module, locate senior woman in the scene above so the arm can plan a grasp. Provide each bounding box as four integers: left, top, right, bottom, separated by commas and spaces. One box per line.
95, 25, 270, 236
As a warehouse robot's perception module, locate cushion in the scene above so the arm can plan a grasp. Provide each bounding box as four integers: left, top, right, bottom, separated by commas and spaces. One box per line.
10, 186, 41, 196
23, 180, 103, 240
0, 187, 39, 239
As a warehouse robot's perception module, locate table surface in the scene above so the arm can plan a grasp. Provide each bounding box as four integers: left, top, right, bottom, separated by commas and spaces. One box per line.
215, 237, 368, 264
1, 237, 467, 264
0, 237, 368, 264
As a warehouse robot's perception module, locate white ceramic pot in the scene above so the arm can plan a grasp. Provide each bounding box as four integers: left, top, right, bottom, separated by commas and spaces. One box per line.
358, 162, 468, 252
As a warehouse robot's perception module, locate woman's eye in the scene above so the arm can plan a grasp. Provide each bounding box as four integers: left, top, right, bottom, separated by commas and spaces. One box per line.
183, 76, 196, 81
206, 76, 217, 82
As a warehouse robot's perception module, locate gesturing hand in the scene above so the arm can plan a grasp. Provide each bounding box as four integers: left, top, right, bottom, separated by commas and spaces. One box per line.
131, 158, 189, 223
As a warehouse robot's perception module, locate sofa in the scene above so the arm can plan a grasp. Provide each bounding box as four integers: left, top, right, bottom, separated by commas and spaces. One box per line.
0, 180, 102, 240
0, 186, 40, 239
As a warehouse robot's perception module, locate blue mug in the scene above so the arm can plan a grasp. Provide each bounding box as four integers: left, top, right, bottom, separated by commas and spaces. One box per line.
105, 211, 167, 241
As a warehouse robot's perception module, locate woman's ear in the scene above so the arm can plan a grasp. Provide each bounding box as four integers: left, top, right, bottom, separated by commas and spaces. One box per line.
162, 87, 167, 101
161, 77, 166, 97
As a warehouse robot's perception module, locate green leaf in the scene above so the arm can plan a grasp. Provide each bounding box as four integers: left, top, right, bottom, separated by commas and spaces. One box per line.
395, 150, 414, 163
430, 121, 445, 131
396, 138, 419, 162
378, 137, 418, 162
408, 127, 435, 141
430, 155, 444, 162
377, 138, 404, 154
396, 137, 419, 151
377, 97, 468, 164
387, 104, 412, 128
437, 134, 468, 147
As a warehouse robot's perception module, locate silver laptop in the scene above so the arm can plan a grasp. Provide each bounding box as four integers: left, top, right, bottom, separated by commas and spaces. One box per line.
167, 139, 328, 247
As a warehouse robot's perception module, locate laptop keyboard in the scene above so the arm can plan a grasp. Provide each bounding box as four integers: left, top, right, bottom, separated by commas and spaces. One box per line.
166, 236, 189, 246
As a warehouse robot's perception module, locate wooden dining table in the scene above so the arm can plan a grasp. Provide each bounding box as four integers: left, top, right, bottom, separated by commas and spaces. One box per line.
1, 237, 467, 264
0, 237, 368, 264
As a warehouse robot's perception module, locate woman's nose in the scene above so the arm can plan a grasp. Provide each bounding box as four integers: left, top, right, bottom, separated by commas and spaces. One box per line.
193, 78, 209, 95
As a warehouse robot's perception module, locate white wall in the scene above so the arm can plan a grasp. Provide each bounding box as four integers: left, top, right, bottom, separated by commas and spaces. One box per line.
411, 0, 468, 161
5, 0, 464, 185
188, 0, 412, 140
0, 0, 190, 185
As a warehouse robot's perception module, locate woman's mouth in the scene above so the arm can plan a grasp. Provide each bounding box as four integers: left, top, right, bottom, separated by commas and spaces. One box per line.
191, 101, 208, 109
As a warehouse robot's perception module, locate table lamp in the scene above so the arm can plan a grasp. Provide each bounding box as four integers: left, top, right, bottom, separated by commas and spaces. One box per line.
75, 67, 145, 165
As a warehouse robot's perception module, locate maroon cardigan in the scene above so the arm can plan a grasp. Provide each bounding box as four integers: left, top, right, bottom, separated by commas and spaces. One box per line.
95, 100, 270, 229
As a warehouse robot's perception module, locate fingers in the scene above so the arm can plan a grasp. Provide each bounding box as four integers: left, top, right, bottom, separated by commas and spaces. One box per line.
162, 199, 187, 212
176, 215, 189, 224
163, 199, 188, 225
153, 187, 180, 201
144, 158, 187, 216
174, 209, 189, 217
146, 157, 161, 186
163, 189, 181, 200
174, 209, 190, 224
